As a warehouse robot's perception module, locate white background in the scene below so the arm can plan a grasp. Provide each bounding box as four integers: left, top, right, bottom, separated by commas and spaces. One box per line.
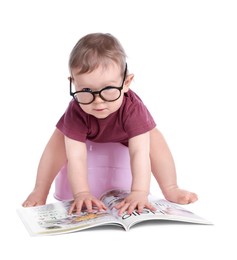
0, 0, 236, 259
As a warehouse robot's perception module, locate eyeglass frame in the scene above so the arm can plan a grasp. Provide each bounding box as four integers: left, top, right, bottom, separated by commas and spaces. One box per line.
69, 63, 128, 105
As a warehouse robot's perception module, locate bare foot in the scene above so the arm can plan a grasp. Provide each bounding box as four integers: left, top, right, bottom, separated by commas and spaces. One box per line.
164, 187, 198, 204
22, 190, 47, 207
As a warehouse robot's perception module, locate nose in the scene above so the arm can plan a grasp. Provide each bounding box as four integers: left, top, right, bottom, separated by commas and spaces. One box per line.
93, 93, 105, 103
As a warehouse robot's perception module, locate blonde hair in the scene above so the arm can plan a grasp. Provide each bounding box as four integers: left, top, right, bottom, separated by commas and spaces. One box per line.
69, 33, 127, 75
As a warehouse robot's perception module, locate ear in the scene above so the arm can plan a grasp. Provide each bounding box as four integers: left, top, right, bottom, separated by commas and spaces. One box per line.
123, 74, 134, 92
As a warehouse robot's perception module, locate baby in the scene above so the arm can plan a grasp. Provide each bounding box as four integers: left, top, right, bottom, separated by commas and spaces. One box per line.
22, 33, 197, 215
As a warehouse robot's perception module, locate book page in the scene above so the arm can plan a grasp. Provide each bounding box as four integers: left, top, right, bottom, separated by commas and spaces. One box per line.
100, 190, 212, 229
17, 200, 122, 236
100, 190, 166, 229
151, 199, 211, 223
18, 190, 211, 235
100, 189, 129, 212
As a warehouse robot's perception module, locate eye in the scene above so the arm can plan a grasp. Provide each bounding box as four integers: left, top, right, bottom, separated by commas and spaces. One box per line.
81, 88, 92, 92
103, 86, 114, 90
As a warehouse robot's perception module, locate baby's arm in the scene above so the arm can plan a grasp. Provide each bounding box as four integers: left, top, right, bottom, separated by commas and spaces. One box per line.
22, 129, 66, 207
150, 128, 198, 204
115, 132, 156, 215
64, 137, 106, 214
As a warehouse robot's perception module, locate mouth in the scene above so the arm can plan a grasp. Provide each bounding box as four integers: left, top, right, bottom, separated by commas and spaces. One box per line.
94, 108, 107, 112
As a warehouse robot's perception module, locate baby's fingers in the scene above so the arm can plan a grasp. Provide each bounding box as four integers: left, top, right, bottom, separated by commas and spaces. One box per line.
118, 203, 131, 216
115, 200, 132, 215
69, 200, 83, 215
145, 202, 157, 212
126, 201, 141, 215
95, 201, 107, 211
115, 200, 125, 210
89, 199, 107, 212
84, 199, 94, 213
84, 199, 106, 213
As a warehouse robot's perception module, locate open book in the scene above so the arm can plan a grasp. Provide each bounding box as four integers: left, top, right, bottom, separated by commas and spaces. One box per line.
17, 189, 212, 236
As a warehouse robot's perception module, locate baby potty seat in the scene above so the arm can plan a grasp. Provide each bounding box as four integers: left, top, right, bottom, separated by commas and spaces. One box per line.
54, 141, 132, 200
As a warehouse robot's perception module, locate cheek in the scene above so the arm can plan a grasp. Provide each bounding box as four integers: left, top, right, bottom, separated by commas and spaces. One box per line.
79, 105, 91, 114
109, 97, 124, 111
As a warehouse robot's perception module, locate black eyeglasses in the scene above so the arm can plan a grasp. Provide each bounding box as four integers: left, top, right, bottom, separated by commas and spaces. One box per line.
69, 64, 127, 105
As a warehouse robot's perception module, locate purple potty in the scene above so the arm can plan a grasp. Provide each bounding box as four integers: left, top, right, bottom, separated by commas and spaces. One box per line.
54, 141, 132, 201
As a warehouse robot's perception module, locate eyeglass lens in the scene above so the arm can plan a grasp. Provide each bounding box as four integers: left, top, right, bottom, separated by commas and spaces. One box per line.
74, 87, 121, 104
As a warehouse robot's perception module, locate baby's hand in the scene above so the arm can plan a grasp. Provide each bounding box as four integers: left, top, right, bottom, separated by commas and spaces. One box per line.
69, 191, 107, 215
115, 191, 156, 216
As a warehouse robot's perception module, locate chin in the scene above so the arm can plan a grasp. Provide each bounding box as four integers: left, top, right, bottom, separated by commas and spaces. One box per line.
90, 112, 109, 119
94, 114, 110, 119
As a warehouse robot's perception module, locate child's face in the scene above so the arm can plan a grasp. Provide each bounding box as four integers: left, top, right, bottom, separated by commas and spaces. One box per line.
71, 63, 132, 119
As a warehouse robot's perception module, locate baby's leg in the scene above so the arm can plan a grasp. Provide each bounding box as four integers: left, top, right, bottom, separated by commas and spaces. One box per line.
150, 128, 198, 204
22, 128, 67, 207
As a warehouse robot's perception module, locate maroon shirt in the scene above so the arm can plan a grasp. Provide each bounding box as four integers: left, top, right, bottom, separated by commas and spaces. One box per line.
56, 90, 156, 146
